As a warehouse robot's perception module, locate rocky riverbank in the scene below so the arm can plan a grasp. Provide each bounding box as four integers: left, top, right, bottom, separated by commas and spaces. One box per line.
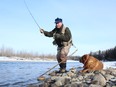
28, 67, 116, 87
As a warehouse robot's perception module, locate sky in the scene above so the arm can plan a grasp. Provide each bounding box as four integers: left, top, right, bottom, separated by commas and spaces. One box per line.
0, 0, 116, 56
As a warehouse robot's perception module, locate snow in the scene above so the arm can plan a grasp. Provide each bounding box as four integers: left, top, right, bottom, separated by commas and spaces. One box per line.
0, 56, 49, 62
103, 61, 116, 69
0, 57, 116, 69
0, 56, 76, 62
0, 56, 15, 61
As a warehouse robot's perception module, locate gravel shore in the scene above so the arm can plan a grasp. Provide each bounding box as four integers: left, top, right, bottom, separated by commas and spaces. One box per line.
28, 67, 116, 87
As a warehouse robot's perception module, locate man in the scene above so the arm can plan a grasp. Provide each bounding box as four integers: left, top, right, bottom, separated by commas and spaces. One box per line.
40, 18, 72, 73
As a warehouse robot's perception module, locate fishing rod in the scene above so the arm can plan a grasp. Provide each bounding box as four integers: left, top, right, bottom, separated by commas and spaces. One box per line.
24, 0, 41, 29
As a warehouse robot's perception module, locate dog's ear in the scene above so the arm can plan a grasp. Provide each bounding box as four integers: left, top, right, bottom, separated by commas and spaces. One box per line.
80, 54, 86, 63
79, 57, 82, 63
81, 54, 89, 64
83, 54, 89, 64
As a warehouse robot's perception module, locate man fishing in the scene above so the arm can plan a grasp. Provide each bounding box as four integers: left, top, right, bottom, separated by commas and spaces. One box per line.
40, 18, 72, 73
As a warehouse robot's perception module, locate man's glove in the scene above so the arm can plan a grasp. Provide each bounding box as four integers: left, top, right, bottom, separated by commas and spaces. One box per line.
54, 34, 61, 39
40, 29, 44, 33
52, 40, 57, 45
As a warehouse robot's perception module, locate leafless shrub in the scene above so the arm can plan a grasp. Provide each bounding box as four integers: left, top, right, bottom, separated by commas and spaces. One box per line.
0, 46, 55, 59
0, 46, 14, 57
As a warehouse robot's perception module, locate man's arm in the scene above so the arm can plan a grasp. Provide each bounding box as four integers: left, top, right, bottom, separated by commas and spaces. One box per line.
40, 28, 56, 37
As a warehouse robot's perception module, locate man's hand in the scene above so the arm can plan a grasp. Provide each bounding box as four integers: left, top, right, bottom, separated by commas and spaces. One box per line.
40, 29, 44, 33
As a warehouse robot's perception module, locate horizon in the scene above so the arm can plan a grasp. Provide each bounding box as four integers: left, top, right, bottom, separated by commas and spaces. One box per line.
0, 0, 116, 56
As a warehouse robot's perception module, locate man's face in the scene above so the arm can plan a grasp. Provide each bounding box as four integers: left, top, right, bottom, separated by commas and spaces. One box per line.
56, 22, 62, 28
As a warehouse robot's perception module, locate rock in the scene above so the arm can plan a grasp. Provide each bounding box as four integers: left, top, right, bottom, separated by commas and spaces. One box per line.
105, 74, 115, 81
50, 84, 57, 87
110, 77, 116, 82
91, 73, 106, 86
64, 84, 71, 87
55, 77, 65, 86
70, 82, 78, 87
55, 80, 62, 86
71, 77, 80, 82
86, 79, 91, 84
70, 68, 77, 73
64, 77, 71, 84
51, 76, 59, 81
89, 84, 103, 87
99, 70, 106, 75
67, 71, 75, 77
48, 71, 56, 76
83, 72, 95, 79
106, 81, 116, 87
105, 68, 116, 75
78, 75, 84, 80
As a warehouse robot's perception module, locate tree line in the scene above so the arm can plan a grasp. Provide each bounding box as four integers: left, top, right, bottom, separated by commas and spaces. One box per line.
69, 46, 116, 61
90, 46, 116, 61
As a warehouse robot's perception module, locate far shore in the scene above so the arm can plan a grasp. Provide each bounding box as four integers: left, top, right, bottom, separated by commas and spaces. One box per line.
0, 56, 77, 62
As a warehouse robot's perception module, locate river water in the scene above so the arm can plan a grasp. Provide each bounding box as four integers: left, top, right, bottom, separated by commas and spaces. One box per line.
0, 61, 82, 87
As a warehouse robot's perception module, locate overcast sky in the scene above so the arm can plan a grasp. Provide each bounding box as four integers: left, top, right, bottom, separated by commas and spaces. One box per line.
0, 0, 116, 56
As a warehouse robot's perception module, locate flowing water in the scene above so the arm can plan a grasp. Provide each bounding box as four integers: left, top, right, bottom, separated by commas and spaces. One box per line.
0, 61, 83, 87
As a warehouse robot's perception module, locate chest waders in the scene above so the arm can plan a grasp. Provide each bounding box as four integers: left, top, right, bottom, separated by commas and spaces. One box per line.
53, 26, 72, 73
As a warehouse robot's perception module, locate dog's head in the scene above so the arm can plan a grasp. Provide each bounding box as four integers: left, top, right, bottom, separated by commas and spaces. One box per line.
79, 54, 89, 64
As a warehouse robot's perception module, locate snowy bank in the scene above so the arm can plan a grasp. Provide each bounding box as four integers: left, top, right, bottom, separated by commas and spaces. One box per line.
0, 56, 76, 62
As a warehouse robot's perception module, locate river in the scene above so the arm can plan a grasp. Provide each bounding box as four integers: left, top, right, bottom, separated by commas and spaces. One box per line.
0, 61, 82, 87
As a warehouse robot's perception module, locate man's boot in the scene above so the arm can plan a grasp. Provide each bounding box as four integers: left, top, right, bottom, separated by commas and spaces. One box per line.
60, 68, 66, 73
60, 63, 67, 73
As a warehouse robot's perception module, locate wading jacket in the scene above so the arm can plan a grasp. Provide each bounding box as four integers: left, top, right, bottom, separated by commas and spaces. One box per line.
43, 25, 72, 47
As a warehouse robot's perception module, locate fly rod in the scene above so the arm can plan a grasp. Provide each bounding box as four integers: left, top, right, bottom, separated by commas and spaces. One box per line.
24, 0, 41, 29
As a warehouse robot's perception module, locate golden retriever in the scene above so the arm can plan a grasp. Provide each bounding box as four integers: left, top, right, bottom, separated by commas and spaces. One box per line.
79, 54, 103, 73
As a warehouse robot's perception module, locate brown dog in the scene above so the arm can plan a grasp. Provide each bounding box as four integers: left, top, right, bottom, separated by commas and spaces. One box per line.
79, 54, 103, 73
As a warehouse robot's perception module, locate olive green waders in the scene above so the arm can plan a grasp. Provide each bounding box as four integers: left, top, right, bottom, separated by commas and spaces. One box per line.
57, 43, 72, 72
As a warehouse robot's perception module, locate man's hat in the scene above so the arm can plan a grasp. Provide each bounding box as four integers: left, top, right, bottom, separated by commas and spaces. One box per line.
55, 18, 62, 24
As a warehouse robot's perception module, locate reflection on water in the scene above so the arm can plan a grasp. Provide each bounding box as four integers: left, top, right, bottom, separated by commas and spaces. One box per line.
0, 61, 82, 87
